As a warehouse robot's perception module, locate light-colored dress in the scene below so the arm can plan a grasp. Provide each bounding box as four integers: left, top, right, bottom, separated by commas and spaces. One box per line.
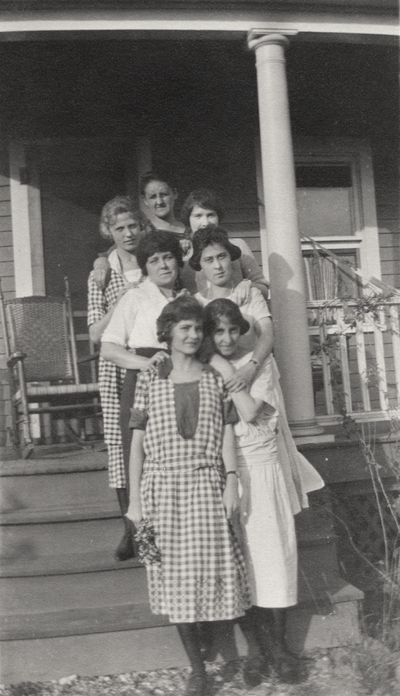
196, 287, 324, 608
87, 262, 141, 488
232, 353, 297, 608
130, 363, 251, 624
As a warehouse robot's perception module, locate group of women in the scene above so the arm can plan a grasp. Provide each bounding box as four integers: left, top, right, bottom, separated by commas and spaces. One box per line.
87, 172, 323, 696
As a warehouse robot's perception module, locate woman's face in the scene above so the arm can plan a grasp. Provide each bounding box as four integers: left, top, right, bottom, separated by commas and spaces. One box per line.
145, 251, 178, 288
213, 318, 241, 358
199, 243, 232, 287
189, 205, 219, 233
143, 180, 177, 220
109, 213, 142, 253
170, 318, 203, 356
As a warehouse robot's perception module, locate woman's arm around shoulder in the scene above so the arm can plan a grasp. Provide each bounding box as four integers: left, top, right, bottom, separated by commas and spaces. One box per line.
210, 354, 262, 422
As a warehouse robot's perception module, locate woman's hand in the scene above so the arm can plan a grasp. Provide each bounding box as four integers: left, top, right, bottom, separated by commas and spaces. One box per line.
125, 498, 143, 528
93, 257, 111, 289
230, 279, 252, 307
144, 351, 170, 371
179, 238, 193, 259
115, 282, 141, 304
223, 475, 240, 520
232, 360, 258, 387
223, 372, 247, 393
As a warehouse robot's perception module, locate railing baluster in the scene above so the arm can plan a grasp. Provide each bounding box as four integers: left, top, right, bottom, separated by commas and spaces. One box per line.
389, 303, 400, 408
336, 307, 353, 413
355, 316, 371, 411
372, 306, 389, 411
307, 298, 400, 423
317, 306, 334, 415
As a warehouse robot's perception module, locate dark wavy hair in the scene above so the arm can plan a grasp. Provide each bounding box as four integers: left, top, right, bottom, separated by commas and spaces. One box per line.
99, 196, 146, 240
157, 296, 204, 346
139, 170, 177, 197
189, 226, 242, 272
203, 298, 250, 339
180, 189, 225, 228
136, 230, 184, 275
199, 299, 249, 363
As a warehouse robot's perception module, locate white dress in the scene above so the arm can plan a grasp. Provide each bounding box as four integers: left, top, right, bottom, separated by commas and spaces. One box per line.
232, 353, 298, 609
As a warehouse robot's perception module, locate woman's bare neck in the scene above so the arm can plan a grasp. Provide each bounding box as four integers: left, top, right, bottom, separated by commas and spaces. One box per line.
207, 283, 233, 300
116, 248, 140, 270
169, 353, 203, 383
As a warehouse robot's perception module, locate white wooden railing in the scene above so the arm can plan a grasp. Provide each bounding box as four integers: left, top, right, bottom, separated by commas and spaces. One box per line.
308, 297, 400, 425
55, 303, 400, 441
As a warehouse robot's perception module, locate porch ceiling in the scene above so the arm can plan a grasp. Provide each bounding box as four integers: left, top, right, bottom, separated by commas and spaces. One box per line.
0, 39, 398, 143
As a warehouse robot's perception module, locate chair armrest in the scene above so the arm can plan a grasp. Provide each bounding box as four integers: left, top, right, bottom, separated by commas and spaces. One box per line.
78, 352, 100, 364
7, 351, 26, 367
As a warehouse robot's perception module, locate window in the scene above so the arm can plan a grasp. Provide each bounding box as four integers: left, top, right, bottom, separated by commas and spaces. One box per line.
294, 138, 381, 300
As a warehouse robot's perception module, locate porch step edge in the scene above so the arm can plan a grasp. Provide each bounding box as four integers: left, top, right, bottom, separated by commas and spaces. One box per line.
0, 579, 363, 642
0, 452, 108, 477
0, 550, 142, 578
0, 501, 119, 525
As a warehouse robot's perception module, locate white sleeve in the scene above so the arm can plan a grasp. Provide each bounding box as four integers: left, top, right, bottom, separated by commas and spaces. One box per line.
248, 288, 271, 322
101, 289, 138, 346
249, 358, 276, 407
231, 237, 254, 258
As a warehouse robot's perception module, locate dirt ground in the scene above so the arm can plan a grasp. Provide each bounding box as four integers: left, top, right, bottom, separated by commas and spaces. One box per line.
2, 645, 399, 696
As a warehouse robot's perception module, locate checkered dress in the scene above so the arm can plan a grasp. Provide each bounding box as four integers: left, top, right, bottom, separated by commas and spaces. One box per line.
131, 366, 251, 624
87, 269, 127, 488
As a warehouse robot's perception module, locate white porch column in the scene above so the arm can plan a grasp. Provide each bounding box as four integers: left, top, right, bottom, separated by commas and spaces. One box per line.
248, 31, 323, 436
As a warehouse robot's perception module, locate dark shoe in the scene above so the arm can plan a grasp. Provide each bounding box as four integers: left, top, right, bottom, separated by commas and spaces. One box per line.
183, 673, 208, 696
272, 652, 304, 684
242, 656, 269, 687
114, 528, 135, 562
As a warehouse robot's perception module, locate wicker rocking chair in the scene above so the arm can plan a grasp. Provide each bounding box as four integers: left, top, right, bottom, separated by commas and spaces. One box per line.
0, 277, 101, 458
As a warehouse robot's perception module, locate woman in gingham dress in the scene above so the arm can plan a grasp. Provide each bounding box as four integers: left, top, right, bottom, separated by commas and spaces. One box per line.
127, 296, 250, 696
88, 196, 146, 561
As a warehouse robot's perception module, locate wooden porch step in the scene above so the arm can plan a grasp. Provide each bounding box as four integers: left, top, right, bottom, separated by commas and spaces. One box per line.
1, 565, 148, 616
0, 602, 168, 641
0, 500, 119, 525
0, 451, 108, 476
0, 574, 363, 643
0, 549, 140, 578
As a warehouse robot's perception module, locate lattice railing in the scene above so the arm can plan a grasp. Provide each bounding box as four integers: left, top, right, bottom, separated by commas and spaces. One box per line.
308, 297, 400, 424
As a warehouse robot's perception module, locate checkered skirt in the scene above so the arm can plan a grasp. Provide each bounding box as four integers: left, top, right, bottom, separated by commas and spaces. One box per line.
88, 270, 126, 488
134, 369, 251, 623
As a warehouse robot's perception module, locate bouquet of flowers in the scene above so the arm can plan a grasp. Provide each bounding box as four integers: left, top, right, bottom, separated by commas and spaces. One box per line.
134, 518, 161, 565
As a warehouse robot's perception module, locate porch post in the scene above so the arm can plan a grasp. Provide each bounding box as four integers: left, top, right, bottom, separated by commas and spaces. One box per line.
248, 31, 323, 436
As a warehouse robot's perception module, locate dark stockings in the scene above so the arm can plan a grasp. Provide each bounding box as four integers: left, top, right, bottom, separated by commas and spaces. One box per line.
114, 487, 135, 562
198, 620, 238, 663
242, 607, 302, 684
176, 623, 205, 676
176, 623, 208, 695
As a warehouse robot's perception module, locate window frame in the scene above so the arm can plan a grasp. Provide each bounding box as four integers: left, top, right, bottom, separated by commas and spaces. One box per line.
294, 137, 382, 291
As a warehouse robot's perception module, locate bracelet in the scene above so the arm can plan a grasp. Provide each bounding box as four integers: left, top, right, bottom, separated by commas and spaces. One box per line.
249, 358, 259, 370
226, 470, 239, 477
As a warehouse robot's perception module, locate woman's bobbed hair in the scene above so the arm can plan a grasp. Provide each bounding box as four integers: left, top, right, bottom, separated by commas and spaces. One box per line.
180, 189, 225, 228
203, 298, 250, 339
189, 226, 242, 272
136, 230, 184, 275
157, 296, 204, 346
99, 196, 146, 240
